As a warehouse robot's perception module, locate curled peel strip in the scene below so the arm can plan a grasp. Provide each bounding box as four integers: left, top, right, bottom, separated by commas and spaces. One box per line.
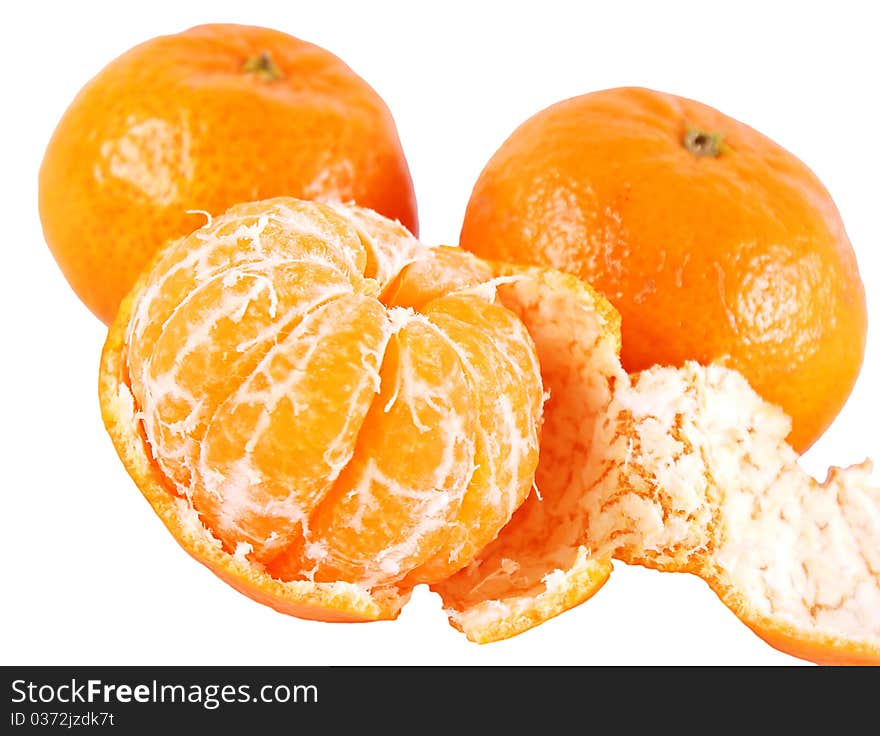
431, 262, 879, 664
584, 363, 880, 664
442, 263, 879, 663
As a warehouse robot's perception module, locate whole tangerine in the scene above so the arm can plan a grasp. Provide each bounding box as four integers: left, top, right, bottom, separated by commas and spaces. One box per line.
39, 23, 417, 324
459, 86, 867, 452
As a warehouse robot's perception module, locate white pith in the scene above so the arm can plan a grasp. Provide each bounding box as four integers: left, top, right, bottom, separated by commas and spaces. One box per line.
584, 362, 880, 647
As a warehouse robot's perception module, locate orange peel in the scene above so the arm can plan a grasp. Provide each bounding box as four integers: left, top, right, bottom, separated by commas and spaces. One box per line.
582, 363, 880, 664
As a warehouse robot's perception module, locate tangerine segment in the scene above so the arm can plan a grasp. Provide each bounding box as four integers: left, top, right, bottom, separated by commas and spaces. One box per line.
583, 363, 880, 665
384, 246, 495, 310
411, 291, 543, 584
433, 266, 622, 642
129, 261, 352, 491
326, 203, 423, 287
286, 315, 479, 586
125, 198, 372, 388
195, 294, 393, 564
103, 196, 547, 622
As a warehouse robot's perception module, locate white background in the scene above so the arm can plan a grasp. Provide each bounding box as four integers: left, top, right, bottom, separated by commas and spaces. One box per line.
2, 0, 878, 666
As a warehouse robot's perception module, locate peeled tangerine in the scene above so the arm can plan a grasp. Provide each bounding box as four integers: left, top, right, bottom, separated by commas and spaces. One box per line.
100, 197, 879, 663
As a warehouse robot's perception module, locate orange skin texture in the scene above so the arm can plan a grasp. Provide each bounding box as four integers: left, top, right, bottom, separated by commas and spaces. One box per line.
460, 86, 867, 452
39, 23, 417, 325
710, 577, 880, 666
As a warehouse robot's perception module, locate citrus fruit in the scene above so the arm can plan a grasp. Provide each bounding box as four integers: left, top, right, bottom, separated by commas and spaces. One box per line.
99, 197, 614, 634
459, 86, 867, 453
40, 23, 417, 325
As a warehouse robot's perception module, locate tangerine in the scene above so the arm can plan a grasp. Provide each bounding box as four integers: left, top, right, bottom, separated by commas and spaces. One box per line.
460, 86, 867, 452
99, 197, 614, 634
40, 23, 417, 324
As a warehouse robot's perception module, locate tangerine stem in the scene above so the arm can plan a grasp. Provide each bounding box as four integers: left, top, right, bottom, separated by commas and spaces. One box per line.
243, 51, 284, 81
683, 126, 727, 157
